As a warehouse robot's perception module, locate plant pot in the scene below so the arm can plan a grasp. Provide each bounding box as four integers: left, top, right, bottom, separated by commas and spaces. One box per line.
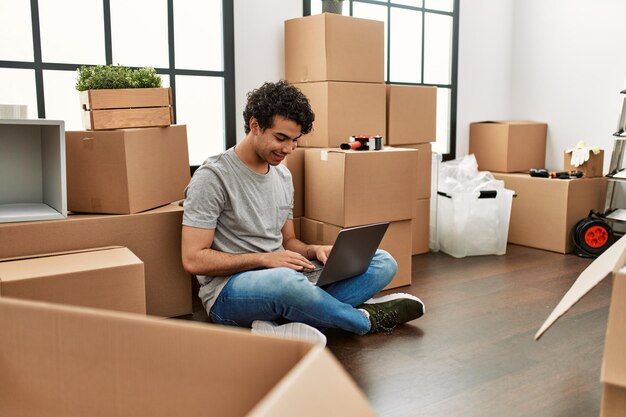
322, 0, 343, 14
79, 87, 173, 130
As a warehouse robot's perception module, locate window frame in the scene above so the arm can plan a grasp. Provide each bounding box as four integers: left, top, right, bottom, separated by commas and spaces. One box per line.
303, 0, 459, 161
0, 0, 236, 172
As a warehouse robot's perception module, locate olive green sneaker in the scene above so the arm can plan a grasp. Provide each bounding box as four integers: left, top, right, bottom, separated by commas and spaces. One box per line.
358, 293, 425, 335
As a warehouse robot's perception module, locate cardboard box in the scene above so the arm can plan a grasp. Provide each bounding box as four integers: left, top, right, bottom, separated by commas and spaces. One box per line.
386, 85, 437, 145
66, 125, 190, 214
0, 203, 190, 318
294, 82, 386, 148
0, 297, 377, 417
535, 234, 626, 417
281, 147, 305, 217
493, 173, 607, 253
0, 119, 67, 223
0, 246, 146, 314
399, 143, 432, 199
564, 149, 605, 178
469, 121, 547, 173
293, 216, 301, 240
300, 217, 412, 289
412, 199, 430, 255
80, 87, 173, 130
304, 148, 418, 227
285, 13, 384, 83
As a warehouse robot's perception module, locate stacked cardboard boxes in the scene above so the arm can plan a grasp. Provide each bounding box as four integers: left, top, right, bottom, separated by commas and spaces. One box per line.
60, 122, 191, 315
390, 85, 438, 255
469, 121, 607, 254
283, 14, 432, 289
1, 111, 192, 316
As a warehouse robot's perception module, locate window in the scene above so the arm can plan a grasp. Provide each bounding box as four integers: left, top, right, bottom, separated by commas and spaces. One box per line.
0, 0, 235, 168
304, 0, 459, 160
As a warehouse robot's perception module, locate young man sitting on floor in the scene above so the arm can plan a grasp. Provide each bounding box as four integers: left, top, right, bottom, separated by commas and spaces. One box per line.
181, 80, 425, 346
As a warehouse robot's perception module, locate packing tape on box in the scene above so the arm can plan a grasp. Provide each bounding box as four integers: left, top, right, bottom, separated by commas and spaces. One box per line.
82, 137, 94, 150
316, 222, 324, 242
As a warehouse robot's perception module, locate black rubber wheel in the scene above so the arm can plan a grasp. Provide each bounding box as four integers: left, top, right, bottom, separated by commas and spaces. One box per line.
574, 218, 613, 257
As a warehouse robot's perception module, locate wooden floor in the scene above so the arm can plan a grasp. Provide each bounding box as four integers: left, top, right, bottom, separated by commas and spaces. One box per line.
177, 244, 609, 417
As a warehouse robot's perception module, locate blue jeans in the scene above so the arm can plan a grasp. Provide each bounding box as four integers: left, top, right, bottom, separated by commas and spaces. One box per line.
209, 249, 397, 335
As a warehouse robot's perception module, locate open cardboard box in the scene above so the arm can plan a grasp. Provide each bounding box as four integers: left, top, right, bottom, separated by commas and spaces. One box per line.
536, 234, 626, 417
0, 297, 377, 417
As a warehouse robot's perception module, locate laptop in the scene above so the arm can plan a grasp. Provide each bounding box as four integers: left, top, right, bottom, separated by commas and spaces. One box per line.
303, 222, 390, 286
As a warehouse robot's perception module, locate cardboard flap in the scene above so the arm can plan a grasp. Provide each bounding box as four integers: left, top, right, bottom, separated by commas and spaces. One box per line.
602, 267, 626, 388
248, 347, 377, 417
0, 297, 318, 417
0, 245, 123, 263
535, 234, 626, 340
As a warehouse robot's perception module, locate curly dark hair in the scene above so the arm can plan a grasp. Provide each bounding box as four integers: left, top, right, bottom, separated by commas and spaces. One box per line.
243, 80, 314, 135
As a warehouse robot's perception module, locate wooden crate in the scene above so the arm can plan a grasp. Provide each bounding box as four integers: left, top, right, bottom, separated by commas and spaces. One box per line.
80, 87, 173, 130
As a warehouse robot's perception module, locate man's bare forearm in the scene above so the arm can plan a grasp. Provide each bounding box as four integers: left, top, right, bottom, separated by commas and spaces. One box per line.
283, 237, 320, 260
188, 248, 265, 277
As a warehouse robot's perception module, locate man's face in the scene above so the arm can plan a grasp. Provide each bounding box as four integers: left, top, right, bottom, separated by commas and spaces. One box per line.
251, 115, 303, 166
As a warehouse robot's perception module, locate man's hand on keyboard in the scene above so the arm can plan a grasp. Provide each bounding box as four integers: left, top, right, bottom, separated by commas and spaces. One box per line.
311, 245, 333, 264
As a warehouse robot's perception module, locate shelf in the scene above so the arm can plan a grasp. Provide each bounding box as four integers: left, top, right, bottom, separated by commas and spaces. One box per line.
604, 208, 626, 223
0, 119, 67, 223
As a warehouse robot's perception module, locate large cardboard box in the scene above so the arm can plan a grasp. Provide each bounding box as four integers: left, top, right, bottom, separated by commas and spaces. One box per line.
285, 13, 384, 83
0, 119, 67, 223
0, 246, 145, 314
412, 199, 430, 255
399, 143, 432, 199
493, 173, 607, 253
0, 297, 377, 417
564, 149, 605, 178
535, 234, 626, 417
66, 125, 190, 214
300, 217, 412, 289
281, 147, 305, 217
469, 121, 547, 173
386, 85, 437, 145
0, 203, 190, 317
294, 82, 386, 148
305, 148, 418, 227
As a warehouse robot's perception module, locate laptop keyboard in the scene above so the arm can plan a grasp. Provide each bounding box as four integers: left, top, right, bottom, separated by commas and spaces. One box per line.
303, 267, 323, 284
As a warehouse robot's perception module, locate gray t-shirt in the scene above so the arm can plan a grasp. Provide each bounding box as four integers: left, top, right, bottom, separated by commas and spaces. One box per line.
182, 147, 294, 313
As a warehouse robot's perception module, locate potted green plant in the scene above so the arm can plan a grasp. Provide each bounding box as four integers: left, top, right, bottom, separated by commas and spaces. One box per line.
76, 64, 172, 131
321, 0, 344, 14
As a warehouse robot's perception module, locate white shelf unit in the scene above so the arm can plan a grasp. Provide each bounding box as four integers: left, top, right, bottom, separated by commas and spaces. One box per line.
0, 119, 67, 223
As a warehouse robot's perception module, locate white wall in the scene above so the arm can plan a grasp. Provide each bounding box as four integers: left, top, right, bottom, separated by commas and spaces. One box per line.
457, 0, 626, 172
233, 0, 302, 142
511, 0, 626, 172
456, 0, 515, 158
235, 1, 626, 174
